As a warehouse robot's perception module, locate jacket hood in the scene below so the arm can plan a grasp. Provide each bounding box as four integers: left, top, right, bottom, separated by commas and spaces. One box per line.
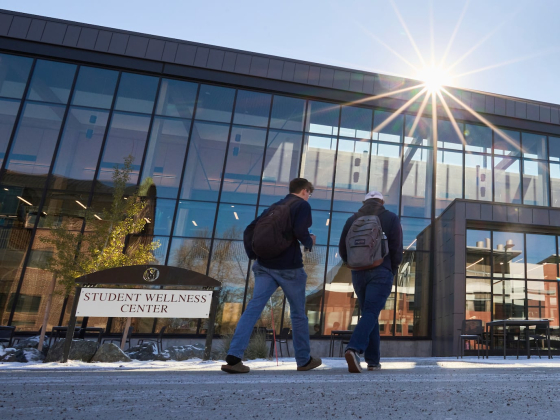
358, 199, 386, 214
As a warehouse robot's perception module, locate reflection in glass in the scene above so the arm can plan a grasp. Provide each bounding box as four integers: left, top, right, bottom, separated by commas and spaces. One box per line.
373, 111, 402, 143
464, 123, 492, 153
329, 212, 352, 245
309, 210, 330, 245
523, 159, 549, 206
5, 103, 65, 179
494, 156, 521, 204
306, 101, 339, 136
494, 129, 520, 156
208, 240, 249, 333
522, 133, 547, 160
0, 53, 33, 99
466, 230, 491, 277
466, 278, 491, 326
269, 96, 306, 132
181, 122, 230, 201
174, 200, 217, 238
526, 234, 556, 280
437, 119, 463, 150
551, 162, 560, 208
214, 204, 255, 240
493, 231, 524, 279
51, 107, 109, 191
141, 117, 191, 198
401, 146, 432, 218
323, 248, 357, 334
404, 116, 432, 146
400, 217, 430, 251
492, 279, 525, 320
332, 137, 369, 212
301, 135, 336, 211
220, 126, 266, 205
298, 246, 327, 335
549, 136, 560, 162
233, 90, 271, 128
156, 79, 197, 119
97, 112, 151, 187
527, 281, 558, 327
71, 67, 118, 109
465, 153, 492, 201
339, 106, 372, 139
260, 130, 302, 205
436, 149, 463, 215
168, 237, 209, 274
27, 60, 76, 104
0, 99, 20, 167
151, 198, 176, 236
37, 190, 89, 229
396, 250, 429, 336
114, 73, 159, 114
195, 84, 235, 123
369, 142, 401, 214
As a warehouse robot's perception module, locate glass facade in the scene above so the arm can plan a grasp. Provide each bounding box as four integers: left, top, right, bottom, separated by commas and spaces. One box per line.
2, 50, 560, 341
466, 229, 560, 348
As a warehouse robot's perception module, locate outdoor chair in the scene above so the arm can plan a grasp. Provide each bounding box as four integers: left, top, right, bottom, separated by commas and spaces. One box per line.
137, 326, 167, 353
272, 328, 291, 357
527, 325, 550, 359
457, 319, 489, 359
338, 333, 352, 357
102, 326, 134, 350
48, 326, 81, 347
0, 326, 16, 347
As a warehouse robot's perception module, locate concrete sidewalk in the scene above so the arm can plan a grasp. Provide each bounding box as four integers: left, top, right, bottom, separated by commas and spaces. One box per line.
1, 357, 559, 419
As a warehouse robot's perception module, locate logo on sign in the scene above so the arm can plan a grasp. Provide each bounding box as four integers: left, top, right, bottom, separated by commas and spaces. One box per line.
143, 267, 160, 282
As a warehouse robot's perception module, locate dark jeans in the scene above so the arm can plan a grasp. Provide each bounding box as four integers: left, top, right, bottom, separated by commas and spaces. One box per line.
346, 267, 394, 366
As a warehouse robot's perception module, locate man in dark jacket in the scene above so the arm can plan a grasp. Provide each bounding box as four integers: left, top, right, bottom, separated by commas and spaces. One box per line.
338, 191, 403, 373
221, 178, 322, 374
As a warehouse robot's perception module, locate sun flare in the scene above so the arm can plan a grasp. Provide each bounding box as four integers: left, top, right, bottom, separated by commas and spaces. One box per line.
417, 67, 452, 92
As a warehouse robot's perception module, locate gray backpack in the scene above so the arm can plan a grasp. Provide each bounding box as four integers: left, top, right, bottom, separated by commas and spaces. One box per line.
345, 214, 389, 270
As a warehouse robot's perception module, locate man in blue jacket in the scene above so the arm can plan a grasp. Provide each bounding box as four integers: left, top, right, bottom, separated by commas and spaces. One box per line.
222, 178, 322, 374
338, 191, 403, 373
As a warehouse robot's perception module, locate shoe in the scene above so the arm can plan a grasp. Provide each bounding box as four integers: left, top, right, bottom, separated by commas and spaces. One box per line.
345, 349, 362, 373
367, 363, 381, 371
221, 361, 250, 374
297, 356, 322, 371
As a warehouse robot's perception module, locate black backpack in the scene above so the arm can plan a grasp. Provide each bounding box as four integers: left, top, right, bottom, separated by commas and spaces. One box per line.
245, 197, 299, 260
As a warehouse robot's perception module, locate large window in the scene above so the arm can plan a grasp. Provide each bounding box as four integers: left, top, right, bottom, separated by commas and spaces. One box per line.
466, 229, 560, 333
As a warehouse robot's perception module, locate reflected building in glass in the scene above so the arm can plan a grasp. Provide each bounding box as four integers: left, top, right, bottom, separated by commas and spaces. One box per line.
1, 10, 560, 356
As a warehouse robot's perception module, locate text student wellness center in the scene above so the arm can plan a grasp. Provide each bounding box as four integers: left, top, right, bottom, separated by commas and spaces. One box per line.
1, 9, 560, 357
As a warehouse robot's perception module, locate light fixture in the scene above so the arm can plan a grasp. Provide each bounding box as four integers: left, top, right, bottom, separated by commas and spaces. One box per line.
3, 188, 7, 191
42, 212, 47, 216
192, 220, 198, 226
406, 239, 417, 250
326, 219, 330, 226
233, 212, 239, 220
144, 217, 151, 223
17, 196, 32, 206
466, 258, 484, 270
94, 214, 102, 220
124, 197, 128, 200
75, 200, 87, 209
231, 205, 235, 208
335, 252, 338, 258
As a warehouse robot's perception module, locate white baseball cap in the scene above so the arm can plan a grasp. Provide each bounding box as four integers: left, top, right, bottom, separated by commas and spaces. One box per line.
364, 191, 384, 201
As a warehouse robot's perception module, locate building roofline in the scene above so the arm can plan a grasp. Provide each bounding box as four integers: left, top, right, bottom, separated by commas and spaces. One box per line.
1, 8, 560, 124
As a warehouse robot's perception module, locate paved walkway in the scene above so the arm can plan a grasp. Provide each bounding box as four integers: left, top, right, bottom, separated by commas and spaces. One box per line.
1, 357, 560, 419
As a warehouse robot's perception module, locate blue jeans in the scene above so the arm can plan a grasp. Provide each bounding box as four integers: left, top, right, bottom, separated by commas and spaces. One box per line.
346, 267, 394, 366
227, 261, 311, 366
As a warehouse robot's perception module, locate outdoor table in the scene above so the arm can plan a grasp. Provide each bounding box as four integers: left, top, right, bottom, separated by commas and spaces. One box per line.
486, 319, 552, 359
329, 330, 353, 357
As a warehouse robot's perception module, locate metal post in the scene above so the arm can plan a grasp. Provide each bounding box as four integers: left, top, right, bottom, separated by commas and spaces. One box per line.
61, 286, 82, 363
203, 288, 221, 361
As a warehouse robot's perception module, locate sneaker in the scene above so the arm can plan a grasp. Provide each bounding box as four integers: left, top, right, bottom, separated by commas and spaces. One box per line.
345, 349, 362, 373
297, 356, 322, 371
221, 361, 250, 374
367, 363, 381, 371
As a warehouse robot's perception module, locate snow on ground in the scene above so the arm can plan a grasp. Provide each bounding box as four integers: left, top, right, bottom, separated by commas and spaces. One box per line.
1, 356, 560, 372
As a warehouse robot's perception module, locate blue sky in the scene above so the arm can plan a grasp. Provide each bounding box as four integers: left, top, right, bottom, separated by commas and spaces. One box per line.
3, 0, 559, 104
